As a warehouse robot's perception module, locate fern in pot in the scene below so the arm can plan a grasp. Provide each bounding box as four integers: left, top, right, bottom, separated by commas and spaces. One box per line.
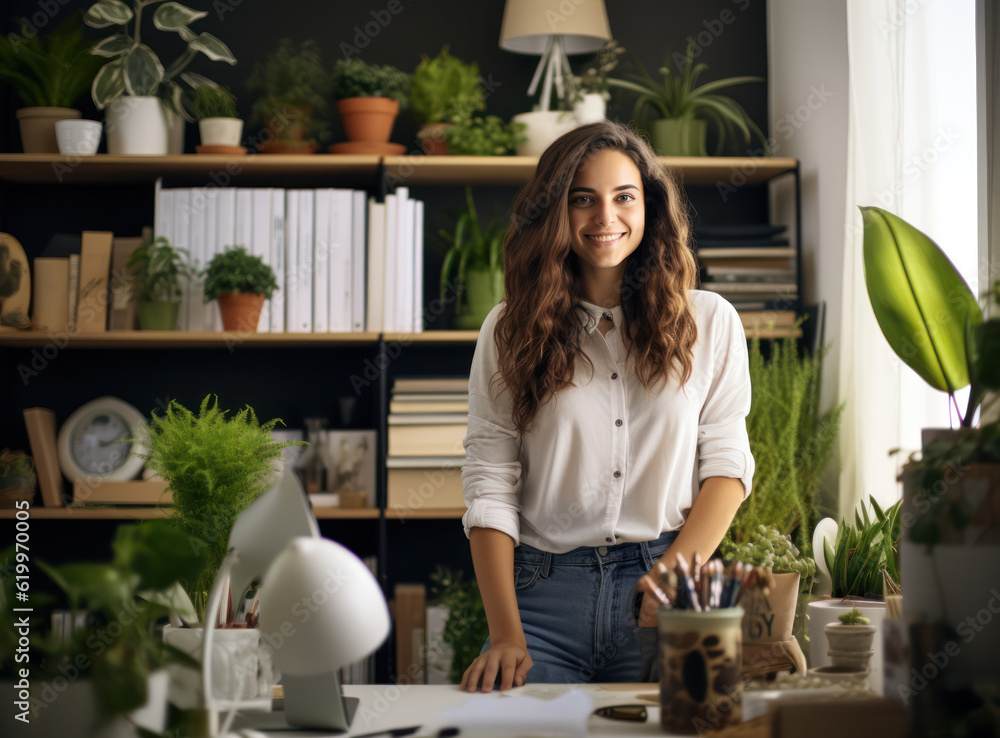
124, 236, 193, 330
0, 449, 36, 508
203, 246, 278, 333
193, 84, 242, 151
410, 46, 484, 155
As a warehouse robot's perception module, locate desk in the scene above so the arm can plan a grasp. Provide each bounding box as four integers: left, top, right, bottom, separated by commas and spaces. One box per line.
234, 683, 670, 737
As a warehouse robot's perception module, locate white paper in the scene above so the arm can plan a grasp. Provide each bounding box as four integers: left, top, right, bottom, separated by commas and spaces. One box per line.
435, 689, 593, 737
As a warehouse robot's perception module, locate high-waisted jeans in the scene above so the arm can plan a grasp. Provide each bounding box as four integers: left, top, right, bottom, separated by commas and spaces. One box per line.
482, 530, 678, 683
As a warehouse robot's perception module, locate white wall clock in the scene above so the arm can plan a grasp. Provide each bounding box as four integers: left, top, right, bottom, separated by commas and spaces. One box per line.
57, 396, 148, 483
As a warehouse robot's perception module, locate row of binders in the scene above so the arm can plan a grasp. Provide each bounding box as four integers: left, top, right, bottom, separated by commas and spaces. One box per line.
154, 182, 425, 333
386, 376, 469, 512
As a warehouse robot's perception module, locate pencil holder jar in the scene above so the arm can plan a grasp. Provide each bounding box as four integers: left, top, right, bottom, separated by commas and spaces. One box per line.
657, 607, 744, 734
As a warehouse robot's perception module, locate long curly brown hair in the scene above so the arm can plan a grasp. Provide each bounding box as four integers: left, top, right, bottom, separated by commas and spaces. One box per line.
494, 120, 698, 435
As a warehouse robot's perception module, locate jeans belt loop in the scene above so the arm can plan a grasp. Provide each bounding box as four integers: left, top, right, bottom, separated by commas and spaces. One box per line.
540, 551, 552, 579
639, 539, 654, 571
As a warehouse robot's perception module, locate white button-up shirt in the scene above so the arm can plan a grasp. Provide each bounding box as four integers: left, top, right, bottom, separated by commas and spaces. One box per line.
461, 290, 754, 554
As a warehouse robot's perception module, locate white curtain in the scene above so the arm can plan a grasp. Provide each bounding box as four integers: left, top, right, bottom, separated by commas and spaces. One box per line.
839, 0, 978, 519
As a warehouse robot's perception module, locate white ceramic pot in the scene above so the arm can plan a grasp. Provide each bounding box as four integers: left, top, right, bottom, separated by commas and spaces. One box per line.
198, 117, 243, 147
6, 670, 168, 738
512, 110, 579, 156
55, 119, 103, 156
807, 599, 886, 694
105, 96, 169, 155
573, 93, 607, 125
162, 625, 273, 709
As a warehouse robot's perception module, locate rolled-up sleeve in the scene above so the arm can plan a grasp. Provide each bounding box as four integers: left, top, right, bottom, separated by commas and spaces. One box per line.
697, 299, 755, 498
461, 303, 523, 543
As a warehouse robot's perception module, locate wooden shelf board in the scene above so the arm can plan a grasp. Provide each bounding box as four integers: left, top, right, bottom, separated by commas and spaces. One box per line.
383, 331, 479, 344
385, 507, 466, 520
1, 505, 381, 520
743, 327, 803, 339
0, 330, 381, 348
0, 154, 797, 186
0, 154, 380, 184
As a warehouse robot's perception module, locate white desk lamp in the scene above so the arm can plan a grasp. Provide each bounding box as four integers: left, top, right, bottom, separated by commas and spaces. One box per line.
499, 0, 611, 110
201, 470, 390, 733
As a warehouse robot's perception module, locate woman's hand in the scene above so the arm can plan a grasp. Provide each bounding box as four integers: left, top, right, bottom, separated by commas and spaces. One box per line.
636, 562, 671, 627
460, 638, 533, 692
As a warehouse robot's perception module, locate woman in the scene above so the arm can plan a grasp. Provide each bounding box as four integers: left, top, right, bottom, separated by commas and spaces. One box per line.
460, 120, 754, 691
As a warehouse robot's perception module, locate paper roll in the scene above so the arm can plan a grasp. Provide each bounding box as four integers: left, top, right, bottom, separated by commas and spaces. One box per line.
31, 257, 70, 332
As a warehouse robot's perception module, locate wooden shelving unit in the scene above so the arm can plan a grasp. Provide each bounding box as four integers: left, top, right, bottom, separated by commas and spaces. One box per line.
0, 505, 381, 520
0, 153, 799, 188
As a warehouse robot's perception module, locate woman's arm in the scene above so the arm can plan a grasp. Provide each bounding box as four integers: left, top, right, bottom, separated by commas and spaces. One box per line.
461, 526, 533, 692
636, 476, 745, 626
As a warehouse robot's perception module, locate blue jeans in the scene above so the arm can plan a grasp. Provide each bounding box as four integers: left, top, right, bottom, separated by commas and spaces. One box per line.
482, 531, 678, 683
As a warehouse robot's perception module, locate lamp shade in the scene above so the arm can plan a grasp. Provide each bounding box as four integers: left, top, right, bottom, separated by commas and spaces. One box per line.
257, 537, 390, 675
499, 0, 611, 55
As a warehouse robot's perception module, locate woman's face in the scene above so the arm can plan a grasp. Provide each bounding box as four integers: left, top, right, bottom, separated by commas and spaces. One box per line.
566, 150, 645, 276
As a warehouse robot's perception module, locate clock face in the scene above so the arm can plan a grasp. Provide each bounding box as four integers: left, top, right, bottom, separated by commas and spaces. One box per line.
70, 412, 133, 475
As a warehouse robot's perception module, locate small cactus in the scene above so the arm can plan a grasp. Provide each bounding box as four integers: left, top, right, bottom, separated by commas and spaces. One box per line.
837, 607, 870, 625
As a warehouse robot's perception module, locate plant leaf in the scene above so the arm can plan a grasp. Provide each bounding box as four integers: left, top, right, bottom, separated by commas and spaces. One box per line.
187, 33, 237, 65
123, 43, 164, 96
152, 1, 208, 30
84, 0, 134, 28
92, 58, 126, 109
860, 206, 982, 394
91, 33, 133, 58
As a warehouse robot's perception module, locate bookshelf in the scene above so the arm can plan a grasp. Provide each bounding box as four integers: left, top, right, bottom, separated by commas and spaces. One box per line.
0, 506, 381, 520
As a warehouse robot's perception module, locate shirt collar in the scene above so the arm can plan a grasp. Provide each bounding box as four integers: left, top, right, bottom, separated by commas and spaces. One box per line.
578, 298, 623, 335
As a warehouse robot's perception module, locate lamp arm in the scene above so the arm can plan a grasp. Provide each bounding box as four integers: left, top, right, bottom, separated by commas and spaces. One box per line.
201, 550, 239, 709
527, 35, 554, 98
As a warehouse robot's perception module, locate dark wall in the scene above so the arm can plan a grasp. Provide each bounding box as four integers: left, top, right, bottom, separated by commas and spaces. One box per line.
1, 0, 769, 152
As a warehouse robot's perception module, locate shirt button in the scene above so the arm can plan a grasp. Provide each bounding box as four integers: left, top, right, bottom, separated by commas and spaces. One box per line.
615, 419, 623, 427
611, 372, 618, 380
605, 537, 613, 543
613, 470, 622, 478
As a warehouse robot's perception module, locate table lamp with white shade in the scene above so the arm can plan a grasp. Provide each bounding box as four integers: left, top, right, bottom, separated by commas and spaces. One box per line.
200, 470, 391, 733
499, 0, 611, 112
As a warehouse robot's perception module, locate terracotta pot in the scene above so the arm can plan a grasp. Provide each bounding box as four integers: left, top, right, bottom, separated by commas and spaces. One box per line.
417, 123, 451, 155
218, 293, 265, 332
16, 107, 81, 153
337, 97, 399, 143
257, 140, 319, 155
824, 623, 876, 672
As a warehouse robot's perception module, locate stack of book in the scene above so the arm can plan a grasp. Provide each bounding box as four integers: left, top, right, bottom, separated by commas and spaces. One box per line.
386, 377, 469, 514
695, 224, 798, 311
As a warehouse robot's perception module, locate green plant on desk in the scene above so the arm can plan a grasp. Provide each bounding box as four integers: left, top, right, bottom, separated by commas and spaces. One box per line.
824, 494, 901, 598
137, 395, 299, 619
0, 520, 206, 722
429, 566, 488, 684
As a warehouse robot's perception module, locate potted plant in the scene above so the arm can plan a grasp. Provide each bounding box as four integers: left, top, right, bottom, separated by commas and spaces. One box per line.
444, 112, 525, 157
410, 46, 484, 155
439, 187, 505, 329
607, 40, 766, 156
428, 566, 489, 684
124, 236, 192, 330
139, 395, 297, 617
84, 0, 237, 155
0, 449, 36, 508
721, 524, 815, 676
861, 207, 1000, 691
192, 84, 243, 152
0, 13, 103, 153
330, 58, 410, 150
819, 608, 877, 675
809, 495, 900, 693
568, 40, 625, 125
203, 246, 278, 333
0, 519, 207, 735
247, 38, 328, 154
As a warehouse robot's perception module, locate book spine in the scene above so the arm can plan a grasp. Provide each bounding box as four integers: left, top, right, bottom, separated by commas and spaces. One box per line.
67, 254, 80, 331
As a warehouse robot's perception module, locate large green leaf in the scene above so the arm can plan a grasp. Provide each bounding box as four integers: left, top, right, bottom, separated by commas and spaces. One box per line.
91, 34, 133, 58
92, 58, 126, 108
860, 206, 982, 394
84, 0, 133, 28
152, 2, 208, 30
123, 44, 164, 96
187, 33, 237, 65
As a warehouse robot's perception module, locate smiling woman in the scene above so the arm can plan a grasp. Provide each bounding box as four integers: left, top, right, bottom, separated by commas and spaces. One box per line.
458, 120, 754, 691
